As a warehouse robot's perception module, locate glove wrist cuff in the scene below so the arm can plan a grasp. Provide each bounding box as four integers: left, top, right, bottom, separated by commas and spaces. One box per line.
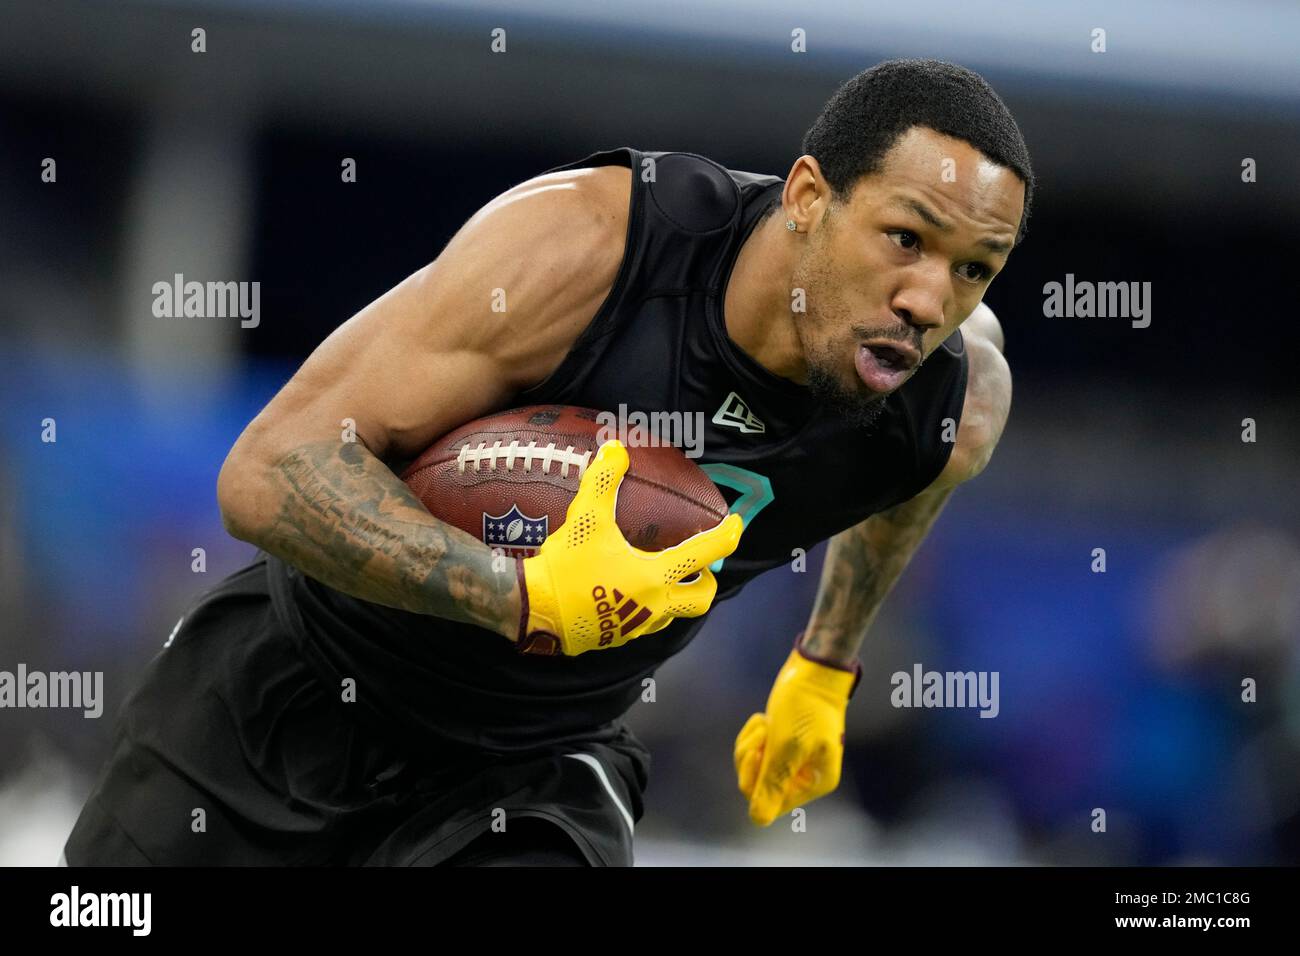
794, 631, 863, 698
516, 557, 563, 656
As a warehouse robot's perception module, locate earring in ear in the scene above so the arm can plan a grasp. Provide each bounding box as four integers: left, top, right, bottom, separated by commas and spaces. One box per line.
786, 220, 798, 232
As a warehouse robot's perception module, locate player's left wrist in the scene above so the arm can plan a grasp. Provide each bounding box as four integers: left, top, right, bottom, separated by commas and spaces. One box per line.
792, 630, 863, 698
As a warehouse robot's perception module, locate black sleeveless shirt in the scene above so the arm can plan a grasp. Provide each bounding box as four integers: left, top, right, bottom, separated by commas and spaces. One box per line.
265, 147, 968, 755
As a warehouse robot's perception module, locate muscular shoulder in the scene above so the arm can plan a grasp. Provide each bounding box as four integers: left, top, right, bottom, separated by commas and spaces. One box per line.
476, 164, 631, 271
436, 163, 632, 390
931, 302, 1012, 490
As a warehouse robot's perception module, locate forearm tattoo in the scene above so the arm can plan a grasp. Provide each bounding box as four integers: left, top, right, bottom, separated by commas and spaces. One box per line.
260, 440, 517, 636
801, 485, 954, 664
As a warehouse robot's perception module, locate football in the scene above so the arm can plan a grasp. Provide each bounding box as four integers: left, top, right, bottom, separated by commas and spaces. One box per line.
400, 405, 729, 557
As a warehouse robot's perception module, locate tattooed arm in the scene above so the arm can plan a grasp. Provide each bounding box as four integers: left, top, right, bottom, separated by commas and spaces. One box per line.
253, 440, 519, 635
801, 484, 955, 665
800, 304, 1012, 665
216, 164, 633, 639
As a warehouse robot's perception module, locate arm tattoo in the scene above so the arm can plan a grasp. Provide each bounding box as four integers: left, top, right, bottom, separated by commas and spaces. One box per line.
801, 485, 954, 665
261, 440, 518, 637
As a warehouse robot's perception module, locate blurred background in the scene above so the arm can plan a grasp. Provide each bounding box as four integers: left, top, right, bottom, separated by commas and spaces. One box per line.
2, 0, 1298, 865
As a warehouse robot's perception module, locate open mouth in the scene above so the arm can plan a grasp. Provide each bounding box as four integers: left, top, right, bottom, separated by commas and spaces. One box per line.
868, 343, 915, 371
854, 341, 919, 393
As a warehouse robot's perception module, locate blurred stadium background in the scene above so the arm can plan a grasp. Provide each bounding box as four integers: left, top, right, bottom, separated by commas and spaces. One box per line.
2, 0, 1298, 865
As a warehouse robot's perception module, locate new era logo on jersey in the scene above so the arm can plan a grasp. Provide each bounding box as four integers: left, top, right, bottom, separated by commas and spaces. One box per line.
592, 584, 652, 646
712, 391, 766, 434
483, 505, 548, 557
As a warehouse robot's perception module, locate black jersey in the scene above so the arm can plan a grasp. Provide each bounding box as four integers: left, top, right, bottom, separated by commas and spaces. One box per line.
264, 147, 969, 755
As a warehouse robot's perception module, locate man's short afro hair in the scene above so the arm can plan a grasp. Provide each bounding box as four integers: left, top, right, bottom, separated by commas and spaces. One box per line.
801, 58, 1034, 242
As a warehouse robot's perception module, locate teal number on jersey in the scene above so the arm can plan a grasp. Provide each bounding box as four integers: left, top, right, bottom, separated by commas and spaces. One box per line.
700, 463, 774, 572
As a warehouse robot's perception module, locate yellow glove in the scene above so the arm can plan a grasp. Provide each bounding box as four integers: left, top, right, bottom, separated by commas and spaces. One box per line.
516, 439, 743, 656
734, 633, 862, 826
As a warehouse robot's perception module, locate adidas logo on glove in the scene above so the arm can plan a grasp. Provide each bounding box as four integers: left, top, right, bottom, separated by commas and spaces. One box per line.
592, 585, 651, 646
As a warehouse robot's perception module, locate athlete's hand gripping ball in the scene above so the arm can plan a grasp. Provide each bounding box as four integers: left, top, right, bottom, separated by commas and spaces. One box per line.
734, 634, 862, 826
516, 440, 743, 656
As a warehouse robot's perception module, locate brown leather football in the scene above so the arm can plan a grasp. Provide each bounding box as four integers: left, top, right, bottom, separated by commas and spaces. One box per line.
400, 404, 729, 557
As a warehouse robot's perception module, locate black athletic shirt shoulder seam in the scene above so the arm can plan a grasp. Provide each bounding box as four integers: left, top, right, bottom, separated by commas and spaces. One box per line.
644, 151, 743, 236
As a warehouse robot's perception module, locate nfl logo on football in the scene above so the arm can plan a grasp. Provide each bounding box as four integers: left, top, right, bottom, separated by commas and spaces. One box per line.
483, 504, 549, 557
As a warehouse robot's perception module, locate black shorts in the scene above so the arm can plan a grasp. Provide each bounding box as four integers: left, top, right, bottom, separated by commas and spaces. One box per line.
63, 557, 648, 866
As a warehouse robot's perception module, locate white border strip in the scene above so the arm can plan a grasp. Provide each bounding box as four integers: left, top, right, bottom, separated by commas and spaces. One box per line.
566, 752, 635, 838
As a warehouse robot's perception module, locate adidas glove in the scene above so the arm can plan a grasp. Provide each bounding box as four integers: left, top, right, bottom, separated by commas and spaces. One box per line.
515, 439, 743, 656
734, 632, 862, 826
